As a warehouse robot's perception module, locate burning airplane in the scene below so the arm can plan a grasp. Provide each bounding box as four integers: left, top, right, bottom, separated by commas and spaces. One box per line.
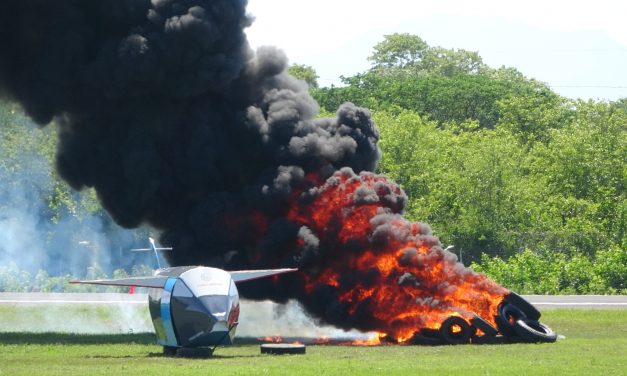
0, 0, 555, 347
71, 259, 297, 356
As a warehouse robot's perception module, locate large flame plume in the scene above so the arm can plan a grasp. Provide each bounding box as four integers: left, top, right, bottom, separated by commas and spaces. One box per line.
283, 169, 506, 341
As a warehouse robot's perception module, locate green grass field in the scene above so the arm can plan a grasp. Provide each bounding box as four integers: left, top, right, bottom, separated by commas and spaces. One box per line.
0, 309, 625, 376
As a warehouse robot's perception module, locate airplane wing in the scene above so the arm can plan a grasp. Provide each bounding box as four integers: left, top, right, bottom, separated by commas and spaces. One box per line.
69, 276, 169, 288
229, 268, 298, 283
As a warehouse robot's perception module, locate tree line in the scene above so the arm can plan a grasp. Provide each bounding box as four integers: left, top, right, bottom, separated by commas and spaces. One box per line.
0, 34, 624, 294
0, 263, 153, 293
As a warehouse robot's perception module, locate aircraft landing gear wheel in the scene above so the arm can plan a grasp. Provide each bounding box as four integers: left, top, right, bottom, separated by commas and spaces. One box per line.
163, 346, 178, 356
176, 347, 213, 358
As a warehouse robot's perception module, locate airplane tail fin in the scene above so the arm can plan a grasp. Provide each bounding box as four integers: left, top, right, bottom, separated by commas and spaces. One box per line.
130, 237, 172, 269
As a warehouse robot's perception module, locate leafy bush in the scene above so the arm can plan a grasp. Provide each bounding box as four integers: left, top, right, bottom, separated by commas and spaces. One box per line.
472, 248, 626, 294
593, 246, 627, 293
0, 264, 32, 292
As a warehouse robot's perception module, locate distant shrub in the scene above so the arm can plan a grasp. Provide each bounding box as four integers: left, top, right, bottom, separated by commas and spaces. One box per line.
472, 248, 626, 294
0, 264, 155, 293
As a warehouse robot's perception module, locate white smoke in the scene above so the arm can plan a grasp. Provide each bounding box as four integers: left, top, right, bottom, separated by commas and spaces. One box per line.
0, 294, 370, 338
238, 300, 371, 339
0, 107, 149, 281
0, 293, 152, 334
0, 116, 52, 273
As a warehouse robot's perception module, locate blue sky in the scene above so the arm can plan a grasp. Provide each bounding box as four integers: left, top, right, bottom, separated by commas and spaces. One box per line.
246, 0, 627, 101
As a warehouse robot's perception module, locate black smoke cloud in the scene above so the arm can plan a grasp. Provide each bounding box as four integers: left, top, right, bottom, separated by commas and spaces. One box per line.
0, 0, 381, 272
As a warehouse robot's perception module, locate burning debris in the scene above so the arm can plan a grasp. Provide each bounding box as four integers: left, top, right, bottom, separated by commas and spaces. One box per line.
0, 0, 555, 345
406, 292, 557, 345
260, 343, 306, 355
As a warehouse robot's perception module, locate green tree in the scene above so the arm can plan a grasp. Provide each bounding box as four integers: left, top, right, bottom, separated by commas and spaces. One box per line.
288, 64, 319, 89
315, 41, 557, 129
373, 99, 625, 267
0, 102, 101, 223
523, 100, 627, 256
369, 33, 486, 76
368, 33, 429, 69
419, 46, 485, 76
496, 90, 573, 144
374, 109, 532, 262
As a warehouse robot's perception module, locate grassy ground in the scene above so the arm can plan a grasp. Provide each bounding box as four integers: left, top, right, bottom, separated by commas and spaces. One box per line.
0, 310, 625, 376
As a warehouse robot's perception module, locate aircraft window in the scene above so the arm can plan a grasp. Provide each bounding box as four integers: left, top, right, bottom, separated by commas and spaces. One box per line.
173, 280, 194, 298
199, 295, 229, 317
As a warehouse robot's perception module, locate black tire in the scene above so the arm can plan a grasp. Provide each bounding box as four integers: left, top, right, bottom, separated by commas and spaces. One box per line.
495, 303, 527, 337
470, 315, 498, 337
471, 335, 508, 345
513, 319, 557, 343
439, 316, 472, 345
505, 335, 527, 344
163, 346, 178, 356
381, 334, 399, 344
260, 344, 306, 355
419, 327, 441, 338
409, 332, 444, 346
504, 292, 541, 321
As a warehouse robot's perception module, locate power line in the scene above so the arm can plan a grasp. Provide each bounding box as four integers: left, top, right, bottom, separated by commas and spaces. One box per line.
315, 78, 627, 89
549, 85, 627, 89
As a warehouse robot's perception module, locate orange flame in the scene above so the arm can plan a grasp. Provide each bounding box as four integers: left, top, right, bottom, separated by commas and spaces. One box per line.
350, 333, 383, 346
260, 336, 283, 343
284, 170, 507, 342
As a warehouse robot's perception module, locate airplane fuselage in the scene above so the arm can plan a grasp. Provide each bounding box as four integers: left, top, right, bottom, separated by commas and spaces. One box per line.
149, 266, 240, 348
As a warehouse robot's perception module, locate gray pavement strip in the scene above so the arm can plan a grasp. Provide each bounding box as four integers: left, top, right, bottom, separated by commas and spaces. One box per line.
1, 293, 626, 309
